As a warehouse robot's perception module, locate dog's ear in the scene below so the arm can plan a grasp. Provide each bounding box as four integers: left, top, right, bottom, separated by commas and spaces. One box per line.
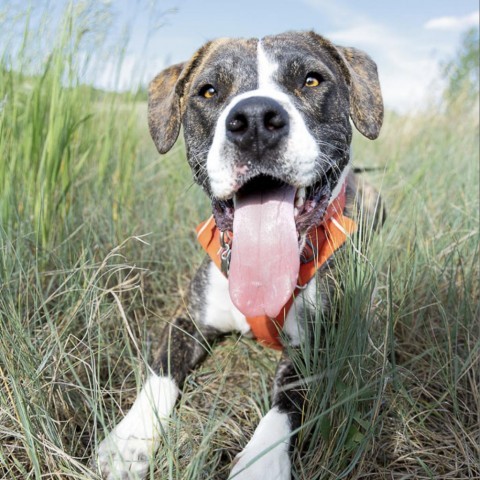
148, 42, 216, 153
148, 63, 186, 154
335, 46, 384, 140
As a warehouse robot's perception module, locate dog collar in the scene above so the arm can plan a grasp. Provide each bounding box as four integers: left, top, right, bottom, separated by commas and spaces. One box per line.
196, 182, 356, 350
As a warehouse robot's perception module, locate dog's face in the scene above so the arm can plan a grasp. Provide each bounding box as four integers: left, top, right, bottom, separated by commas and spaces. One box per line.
148, 31, 383, 317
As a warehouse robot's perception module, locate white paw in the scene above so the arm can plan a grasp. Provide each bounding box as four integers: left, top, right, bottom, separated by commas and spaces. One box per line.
229, 445, 291, 480
95, 375, 178, 479
229, 407, 292, 480
97, 429, 155, 479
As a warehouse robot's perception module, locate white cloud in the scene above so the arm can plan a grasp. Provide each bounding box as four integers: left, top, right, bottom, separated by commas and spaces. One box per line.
327, 23, 398, 49
302, 0, 455, 111
424, 11, 479, 31
330, 24, 441, 112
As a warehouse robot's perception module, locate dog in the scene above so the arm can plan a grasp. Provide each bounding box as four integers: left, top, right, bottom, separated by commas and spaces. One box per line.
96, 30, 384, 479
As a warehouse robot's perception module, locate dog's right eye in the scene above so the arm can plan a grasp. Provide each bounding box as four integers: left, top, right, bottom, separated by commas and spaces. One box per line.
304, 72, 324, 88
199, 85, 217, 99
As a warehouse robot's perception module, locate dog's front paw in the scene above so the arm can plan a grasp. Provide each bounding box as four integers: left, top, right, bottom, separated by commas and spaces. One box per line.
97, 428, 155, 480
229, 443, 291, 480
228, 407, 292, 480
94, 375, 178, 479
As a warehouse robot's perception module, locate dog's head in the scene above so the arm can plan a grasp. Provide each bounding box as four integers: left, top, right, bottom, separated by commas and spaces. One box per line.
148, 31, 383, 317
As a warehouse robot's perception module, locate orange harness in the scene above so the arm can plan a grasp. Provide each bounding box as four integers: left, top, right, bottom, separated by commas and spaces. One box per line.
196, 184, 356, 350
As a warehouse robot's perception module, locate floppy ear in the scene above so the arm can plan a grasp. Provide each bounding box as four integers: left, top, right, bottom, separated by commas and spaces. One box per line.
335, 46, 384, 140
148, 63, 185, 154
148, 41, 216, 153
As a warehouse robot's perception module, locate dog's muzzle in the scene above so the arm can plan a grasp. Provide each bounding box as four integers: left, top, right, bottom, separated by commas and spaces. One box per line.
225, 96, 289, 158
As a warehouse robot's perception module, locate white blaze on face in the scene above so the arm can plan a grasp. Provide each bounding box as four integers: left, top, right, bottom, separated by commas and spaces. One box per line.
257, 40, 278, 89
206, 40, 320, 200
205, 41, 323, 318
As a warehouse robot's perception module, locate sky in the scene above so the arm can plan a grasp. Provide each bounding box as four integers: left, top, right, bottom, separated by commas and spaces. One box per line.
3, 0, 477, 112
0, 0, 479, 112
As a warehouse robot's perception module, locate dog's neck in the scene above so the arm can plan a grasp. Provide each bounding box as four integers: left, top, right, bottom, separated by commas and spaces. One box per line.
196, 177, 356, 348
197, 176, 351, 278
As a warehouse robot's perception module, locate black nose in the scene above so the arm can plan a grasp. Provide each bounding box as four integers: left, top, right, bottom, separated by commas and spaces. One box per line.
225, 96, 289, 155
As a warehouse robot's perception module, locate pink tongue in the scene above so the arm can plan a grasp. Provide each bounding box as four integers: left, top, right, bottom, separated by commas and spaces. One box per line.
229, 184, 300, 318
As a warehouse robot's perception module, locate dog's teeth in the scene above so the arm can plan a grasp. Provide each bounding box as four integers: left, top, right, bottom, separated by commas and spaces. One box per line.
233, 195, 237, 208
295, 187, 306, 207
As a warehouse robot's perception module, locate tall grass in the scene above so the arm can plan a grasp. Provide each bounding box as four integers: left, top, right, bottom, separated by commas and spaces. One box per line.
0, 2, 142, 248
349, 98, 479, 479
0, 3, 478, 479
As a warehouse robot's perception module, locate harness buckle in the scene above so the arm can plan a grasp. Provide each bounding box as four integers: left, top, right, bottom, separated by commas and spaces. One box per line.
219, 230, 232, 275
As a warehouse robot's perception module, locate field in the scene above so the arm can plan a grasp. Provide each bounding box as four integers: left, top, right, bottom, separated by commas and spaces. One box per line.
0, 4, 479, 480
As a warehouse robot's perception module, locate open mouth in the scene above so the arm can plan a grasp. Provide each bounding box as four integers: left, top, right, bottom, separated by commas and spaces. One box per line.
211, 174, 333, 319
212, 174, 332, 236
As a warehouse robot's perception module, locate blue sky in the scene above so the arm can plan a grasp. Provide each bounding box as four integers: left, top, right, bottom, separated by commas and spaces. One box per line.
2, 0, 476, 111
103, 0, 478, 112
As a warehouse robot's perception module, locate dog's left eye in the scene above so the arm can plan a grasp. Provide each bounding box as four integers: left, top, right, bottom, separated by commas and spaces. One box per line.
304, 72, 323, 88
199, 84, 217, 99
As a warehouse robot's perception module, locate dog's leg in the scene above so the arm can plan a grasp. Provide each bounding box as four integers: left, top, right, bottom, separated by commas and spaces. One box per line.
96, 372, 178, 480
228, 350, 304, 480
96, 318, 217, 479
97, 259, 247, 479
229, 276, 322, 480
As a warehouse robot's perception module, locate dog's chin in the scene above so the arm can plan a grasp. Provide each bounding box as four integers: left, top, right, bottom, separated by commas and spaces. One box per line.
211, 174, 333, 239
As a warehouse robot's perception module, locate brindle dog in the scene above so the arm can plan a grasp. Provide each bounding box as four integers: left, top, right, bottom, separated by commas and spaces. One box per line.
97, 30, 384, 480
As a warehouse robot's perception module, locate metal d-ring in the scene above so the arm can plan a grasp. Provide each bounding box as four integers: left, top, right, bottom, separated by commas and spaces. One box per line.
220, 230, 232, 249
300, 237, 317, 264
219, 230, 232, 275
